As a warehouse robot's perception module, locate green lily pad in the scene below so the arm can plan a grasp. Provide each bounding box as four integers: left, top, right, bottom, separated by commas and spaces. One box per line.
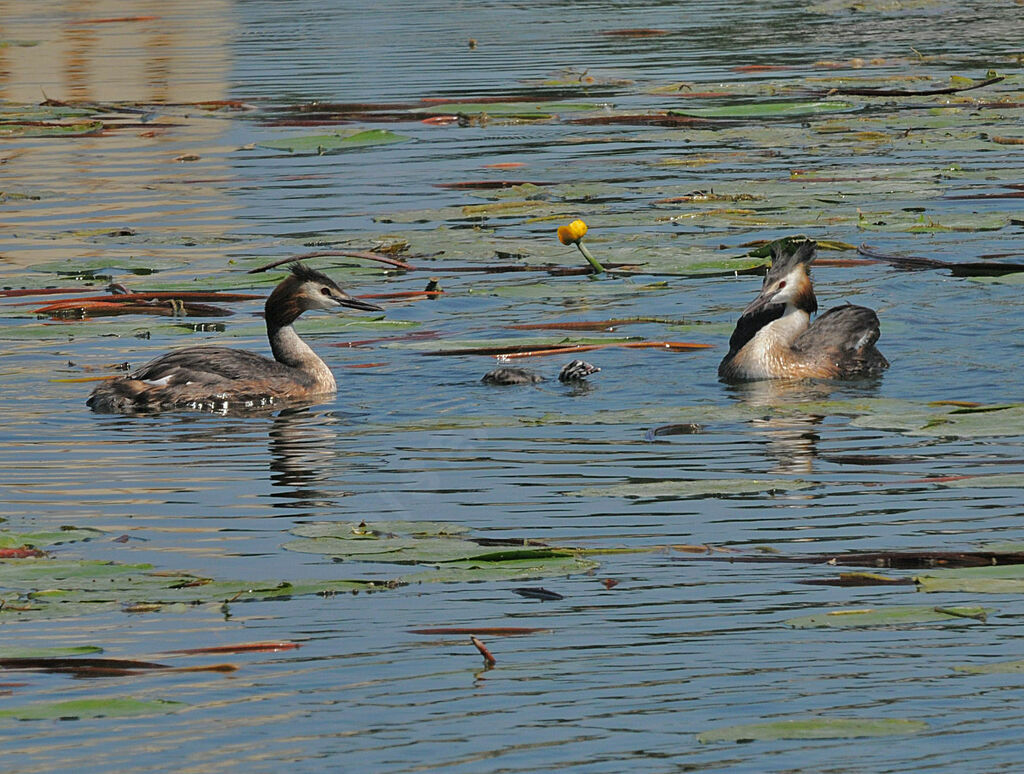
0, 697, 183, 722
399, 555, 599, 584
697, 717, 928, 744
670, 101, 857, 119
916, 564, 1024, 594
410, 102, 607, 116
0, 555, 385, 622
0, 121, 104, 138
785, 605, 992, 628
573, 478, 813, 499
954, 660, 1024, 675
0, 646, 103, 658
284, 521, 597, 582
0, 528, 105, 548
257, 129, 411, 154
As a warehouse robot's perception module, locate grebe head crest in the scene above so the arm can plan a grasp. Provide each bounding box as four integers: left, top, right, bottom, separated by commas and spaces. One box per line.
285, 262, 383, 314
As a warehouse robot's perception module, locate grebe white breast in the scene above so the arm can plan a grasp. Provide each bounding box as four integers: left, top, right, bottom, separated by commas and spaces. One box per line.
718, 240, 888, 382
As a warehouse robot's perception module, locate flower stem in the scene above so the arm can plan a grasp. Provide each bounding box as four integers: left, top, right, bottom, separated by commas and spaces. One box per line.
575, 242, 606, 275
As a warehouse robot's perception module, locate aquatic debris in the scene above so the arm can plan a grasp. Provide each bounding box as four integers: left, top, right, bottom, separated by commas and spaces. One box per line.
821, 73, 1003, 97
512, 587, 563, 601
470, 636, 496, 666
169, 642, 301, 655
858, 244, 1024, 276
248, 250, 416, 273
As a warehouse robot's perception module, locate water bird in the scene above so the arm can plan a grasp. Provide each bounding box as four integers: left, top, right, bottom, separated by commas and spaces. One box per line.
87, 263, 382, 413
717, 240, 887, 381
482, 359, 600, 386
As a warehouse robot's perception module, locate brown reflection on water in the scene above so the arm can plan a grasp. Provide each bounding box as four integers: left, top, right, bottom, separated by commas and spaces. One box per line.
0, 0, 232, 103
0, 1, 244, 270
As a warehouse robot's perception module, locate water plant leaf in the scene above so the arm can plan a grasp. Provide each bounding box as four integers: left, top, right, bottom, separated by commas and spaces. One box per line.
0, 646, 103, 658
0, 697, 183, 722
954, 660, 1024, 675
916, 564, 1024, 594
410, 102, 606, 116
0, 528, 105, 548
573, 478, 813, 499
0, 120, 104, 138
257, 129, 411, 154
398, 555, 599, 584
784, 605, 992, 628
670, 101, 857, 119
697, 717, 928, 744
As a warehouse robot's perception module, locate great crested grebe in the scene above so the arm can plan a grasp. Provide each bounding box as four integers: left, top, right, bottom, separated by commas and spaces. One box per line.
87, 263, 383, 413
482, 359, 600, 386
717, 240, 888, 382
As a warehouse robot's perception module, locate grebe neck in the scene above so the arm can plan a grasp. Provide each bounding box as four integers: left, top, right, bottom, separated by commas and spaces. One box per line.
267, 320, 336, 392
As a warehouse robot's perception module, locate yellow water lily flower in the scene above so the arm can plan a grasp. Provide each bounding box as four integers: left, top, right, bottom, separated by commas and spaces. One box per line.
557, 218, 588, 245
556, 218, 605, 274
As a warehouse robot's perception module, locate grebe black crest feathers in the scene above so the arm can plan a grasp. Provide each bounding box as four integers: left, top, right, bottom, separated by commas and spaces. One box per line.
87, 263, 382, 414
718, 240, 887, 382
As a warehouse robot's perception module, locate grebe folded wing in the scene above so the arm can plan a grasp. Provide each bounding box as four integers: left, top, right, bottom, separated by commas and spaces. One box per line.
793, 304, 888, 377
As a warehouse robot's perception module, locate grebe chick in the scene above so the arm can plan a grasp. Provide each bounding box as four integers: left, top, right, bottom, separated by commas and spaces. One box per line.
717, 240, 888, 382
482, 359, 600, 386
87, 263, 382, 413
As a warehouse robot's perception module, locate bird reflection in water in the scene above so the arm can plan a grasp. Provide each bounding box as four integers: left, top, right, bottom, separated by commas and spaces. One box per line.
267, 408, 347, 509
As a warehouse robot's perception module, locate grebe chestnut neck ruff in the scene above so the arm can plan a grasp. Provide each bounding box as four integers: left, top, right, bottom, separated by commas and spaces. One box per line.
718, 240, 888, 382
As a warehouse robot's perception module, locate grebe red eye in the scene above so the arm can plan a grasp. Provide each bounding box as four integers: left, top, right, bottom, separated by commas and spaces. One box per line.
778, 280, 787, 289
321, 287, 332, 296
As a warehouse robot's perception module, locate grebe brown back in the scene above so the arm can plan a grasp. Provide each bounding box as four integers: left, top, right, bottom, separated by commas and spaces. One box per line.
717, 240, 888, 382
87, 263, 382, 413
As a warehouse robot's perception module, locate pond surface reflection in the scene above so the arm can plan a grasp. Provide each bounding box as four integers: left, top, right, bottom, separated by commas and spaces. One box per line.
1, 1, 1023, 771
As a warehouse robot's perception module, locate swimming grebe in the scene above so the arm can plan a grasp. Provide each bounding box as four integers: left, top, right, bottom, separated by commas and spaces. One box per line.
717, 240, 888, 381
87, 263, 383, 413
482, 359, 601, 386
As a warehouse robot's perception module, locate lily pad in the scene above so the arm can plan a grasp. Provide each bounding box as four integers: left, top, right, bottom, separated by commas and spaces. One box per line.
0, 556, 385, 621
257, 129, 411, 154
0, 528, 105, 548
284, 521, 597, 582
697, 717, 927, 744
0, 646, 103, 658
954, 660, 1024, 675
573, 478, 813, 499
399, 555, 599, 584
0, 697, 183, 722
0, 121, 104, 138
410, 102, 607, 116
670, 101, 857, 119
785, 605, 992, 628
916, 564, 1024, 594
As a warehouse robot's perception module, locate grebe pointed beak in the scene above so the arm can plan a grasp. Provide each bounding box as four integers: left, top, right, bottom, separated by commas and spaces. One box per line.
337, 295, 385, 313
741, 287, 779, 317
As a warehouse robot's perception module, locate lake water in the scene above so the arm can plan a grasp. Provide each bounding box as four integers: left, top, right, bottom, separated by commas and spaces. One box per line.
1, 1, 1023, 771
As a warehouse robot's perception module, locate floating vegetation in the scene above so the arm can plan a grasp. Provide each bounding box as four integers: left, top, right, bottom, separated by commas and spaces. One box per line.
697, 717, 929, 744
283, 520, 598, 583
784, 605, 992, 628
257, 128, 411, 154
